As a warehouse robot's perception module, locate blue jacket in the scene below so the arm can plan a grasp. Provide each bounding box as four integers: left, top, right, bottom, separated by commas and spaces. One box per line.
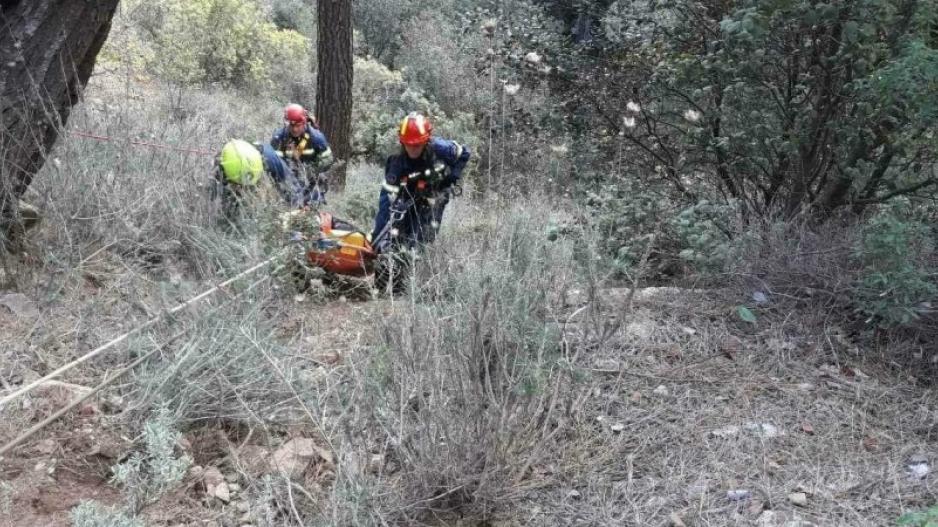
372, 137, 470, 240
270, 125, 332, 165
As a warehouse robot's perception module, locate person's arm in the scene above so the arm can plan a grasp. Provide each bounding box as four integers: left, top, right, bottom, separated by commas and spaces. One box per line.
270, 127, 285, 150
305, 128, 334, 169
371, 157, 402, 243
431, 138, 471, 184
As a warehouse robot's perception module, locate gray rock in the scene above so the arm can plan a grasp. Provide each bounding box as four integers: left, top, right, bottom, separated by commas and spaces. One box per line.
727, 489, 751, 501
0, 293, 38, 318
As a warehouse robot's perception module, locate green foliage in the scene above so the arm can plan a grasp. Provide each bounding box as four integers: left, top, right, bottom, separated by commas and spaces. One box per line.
899, 505, 938, 527
331, 167, 381, 228
397, 9, 491, 117
270, 0, 316, 37
110, 407, 191, 512
553, 0, 938, 219
70, 502, 145, 527
585, 177, 668, 274
736, 305, 757, 324
672, 200, 737, 271
68, 409, 186, 526
351, 57, 411, 161
352, 57, 480, 164
354, 0, 418, 62
104, 0, 310, 91
855, 207, 936, 326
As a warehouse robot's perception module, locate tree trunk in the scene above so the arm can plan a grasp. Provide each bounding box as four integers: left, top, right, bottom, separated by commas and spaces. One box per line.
316, 0, 353, 190
0, 0, 119, 233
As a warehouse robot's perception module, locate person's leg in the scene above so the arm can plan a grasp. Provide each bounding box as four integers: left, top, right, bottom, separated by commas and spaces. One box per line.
427, 197, 450, 243
262, 145, 304, 207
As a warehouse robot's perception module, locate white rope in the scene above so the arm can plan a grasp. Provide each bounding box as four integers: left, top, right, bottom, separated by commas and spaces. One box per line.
0, 271, 277, 457
0, 254, 282, 408
0, 330, 185, 457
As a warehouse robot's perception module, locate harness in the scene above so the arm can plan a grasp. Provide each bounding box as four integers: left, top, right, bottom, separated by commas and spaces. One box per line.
278, 129, 312, 161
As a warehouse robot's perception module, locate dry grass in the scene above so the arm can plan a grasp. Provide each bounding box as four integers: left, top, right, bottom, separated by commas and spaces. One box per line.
3, 68, 938, 527
518, 287, 938, 526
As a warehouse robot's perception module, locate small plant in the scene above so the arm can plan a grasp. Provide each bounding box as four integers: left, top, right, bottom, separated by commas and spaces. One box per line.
585, 178, 669, 274
110, 407, 191, 513
0, 481, 12, 519
855, 208, 936, 326
70, 502, 145, 527
899, 505, 938, 527
69, 409, 190, 525
672, 200, 738, 272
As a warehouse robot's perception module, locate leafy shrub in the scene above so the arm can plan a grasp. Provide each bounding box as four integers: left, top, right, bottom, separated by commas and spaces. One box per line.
103, 0, 310, 92
396, 10, 492, 117
354, 0, 417, 62
70, 502, 145, 527
352, 57, 481, 166
585, 175, 745, 277
110, 407, 191, 512
672, 200, 739, 271
270, 0, 316, 37
899, 505, 938, 527
330, 162, 382, 229
855, 207, 936, 326
69, 409, 189, 526
585, 178, 669, 274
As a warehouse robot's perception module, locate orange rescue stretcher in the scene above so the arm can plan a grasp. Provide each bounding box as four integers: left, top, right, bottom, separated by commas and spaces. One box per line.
301, 211, 377, 277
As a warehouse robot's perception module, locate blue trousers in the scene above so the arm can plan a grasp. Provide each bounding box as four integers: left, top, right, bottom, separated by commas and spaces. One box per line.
262, 145, 325, 206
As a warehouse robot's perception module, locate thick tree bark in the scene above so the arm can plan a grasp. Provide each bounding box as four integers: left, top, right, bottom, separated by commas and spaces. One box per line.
316, 0, 353, 190
0, 0, 119, 228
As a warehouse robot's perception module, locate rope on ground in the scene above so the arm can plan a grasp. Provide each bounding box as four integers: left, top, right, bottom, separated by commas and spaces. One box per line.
0, 272, 277, 458
0, 253, 284, 409
0, 330, 186, 458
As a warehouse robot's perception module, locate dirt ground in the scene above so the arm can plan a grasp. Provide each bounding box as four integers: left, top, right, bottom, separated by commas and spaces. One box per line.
1, 284, 937, 526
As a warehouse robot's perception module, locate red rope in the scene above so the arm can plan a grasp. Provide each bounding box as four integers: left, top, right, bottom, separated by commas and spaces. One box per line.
69, 130, 216, 157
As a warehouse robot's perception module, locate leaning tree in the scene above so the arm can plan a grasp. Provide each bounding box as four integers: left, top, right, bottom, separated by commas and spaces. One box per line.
0, 0, 119, 234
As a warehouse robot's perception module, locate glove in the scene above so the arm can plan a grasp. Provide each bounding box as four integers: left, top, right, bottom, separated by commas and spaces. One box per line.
432, 162, 449, 179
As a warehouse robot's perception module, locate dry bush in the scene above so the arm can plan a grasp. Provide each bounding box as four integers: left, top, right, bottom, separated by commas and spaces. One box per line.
303, 196, 606, 524
121, 294, 308, 430
0, 76, 292, 395
26, 75, 283, 286
728, 217, 858, 303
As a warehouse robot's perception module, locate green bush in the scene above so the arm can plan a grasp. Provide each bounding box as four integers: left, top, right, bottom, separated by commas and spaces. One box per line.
899, 505, 938, 527
855, 207, 936, 326
70, 502, 145, 527
69, 409, 189, 526
585, 176, 744, 276
110, 407, 191, 512
354, 0, 417, 62
103, 0, 310, 91
672, 200, 739, 272
352, 57, 481, 166
585, 178, 668, 274
270, 0, 316, 37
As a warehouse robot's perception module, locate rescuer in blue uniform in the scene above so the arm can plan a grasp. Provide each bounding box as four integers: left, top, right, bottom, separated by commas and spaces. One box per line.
266, 103, 334, 206
371, 112, 470, 248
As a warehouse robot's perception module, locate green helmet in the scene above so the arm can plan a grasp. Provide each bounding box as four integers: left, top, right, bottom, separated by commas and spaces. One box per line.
219, 139, 263, 185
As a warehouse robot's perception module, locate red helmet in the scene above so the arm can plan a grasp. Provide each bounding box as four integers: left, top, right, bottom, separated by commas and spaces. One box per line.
284, 103, 306, 125
398, 112, 432, 146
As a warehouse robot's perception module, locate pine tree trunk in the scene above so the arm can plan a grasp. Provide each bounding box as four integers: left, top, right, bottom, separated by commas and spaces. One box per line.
0, 0, 119, 231
316, 0, 353, 190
